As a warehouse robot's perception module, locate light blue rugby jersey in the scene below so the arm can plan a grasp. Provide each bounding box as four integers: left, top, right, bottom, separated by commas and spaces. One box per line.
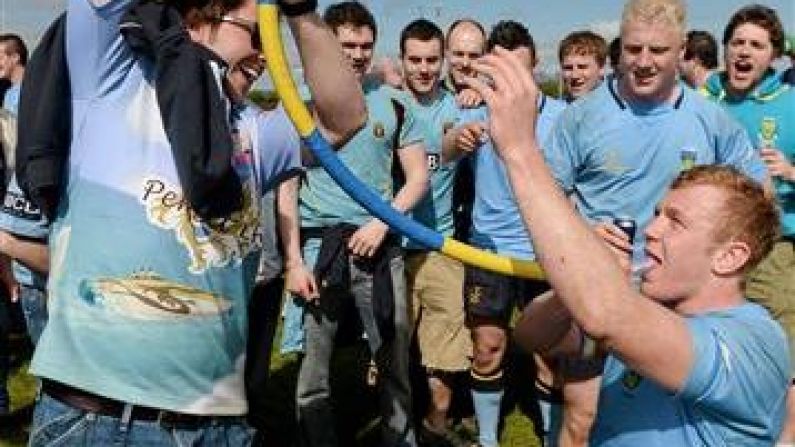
299, 79, 424, 228
0, 175, 49, 289
395, 88, 460, 249
458, 94, 566, 260
703, 70, 795, 237
591, 303, 789, 446
545, 76, 766, 263
31, 0, 301, 415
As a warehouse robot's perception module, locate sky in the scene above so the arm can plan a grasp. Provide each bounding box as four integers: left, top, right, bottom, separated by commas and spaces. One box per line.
2, 0, 794, 75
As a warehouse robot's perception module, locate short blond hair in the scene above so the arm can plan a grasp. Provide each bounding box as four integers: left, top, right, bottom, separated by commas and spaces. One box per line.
621, 0, 686, 34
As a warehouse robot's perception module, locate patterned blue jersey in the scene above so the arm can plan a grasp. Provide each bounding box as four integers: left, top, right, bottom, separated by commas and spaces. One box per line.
31, 0, 301, 415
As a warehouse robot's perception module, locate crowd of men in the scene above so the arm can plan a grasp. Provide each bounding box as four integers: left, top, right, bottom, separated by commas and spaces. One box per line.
0, 0, 793, 446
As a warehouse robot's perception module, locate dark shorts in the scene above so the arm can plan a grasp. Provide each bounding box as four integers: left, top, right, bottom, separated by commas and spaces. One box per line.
464, 264, 549, 326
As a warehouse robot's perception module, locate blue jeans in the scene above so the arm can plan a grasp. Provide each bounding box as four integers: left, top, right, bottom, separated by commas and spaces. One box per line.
19, 286, 47, 345
28, 393, 254, 446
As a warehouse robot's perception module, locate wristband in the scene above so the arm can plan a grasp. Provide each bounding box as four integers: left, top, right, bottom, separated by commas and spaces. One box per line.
277, 0, 318, 17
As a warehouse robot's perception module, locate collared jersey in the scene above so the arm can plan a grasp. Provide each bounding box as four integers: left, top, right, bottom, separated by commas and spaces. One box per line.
299, 79, 424, 228
394, 88, 460, 249
458, 94, 566, 260
545, 76, 766, 263
592, 303, 789, 446
703, 70, 795, 236
31, 0, 301, 415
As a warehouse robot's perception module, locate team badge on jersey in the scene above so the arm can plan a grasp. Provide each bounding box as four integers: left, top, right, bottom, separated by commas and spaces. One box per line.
602, 149, 629, 175
373, 122, 386, 139
679, 148, 697, 172
427, 154, 440, 171
758, 117, 778, 148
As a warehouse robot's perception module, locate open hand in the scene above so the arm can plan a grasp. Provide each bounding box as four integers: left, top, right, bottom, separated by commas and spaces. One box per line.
348, 219, 389, 258
462, 46, 539, 162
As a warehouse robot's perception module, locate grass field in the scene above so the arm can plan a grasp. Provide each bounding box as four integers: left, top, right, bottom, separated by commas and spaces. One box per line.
0, 327, 542, 447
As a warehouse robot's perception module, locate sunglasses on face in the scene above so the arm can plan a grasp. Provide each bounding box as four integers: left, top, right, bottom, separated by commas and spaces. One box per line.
219, 15, 262, 50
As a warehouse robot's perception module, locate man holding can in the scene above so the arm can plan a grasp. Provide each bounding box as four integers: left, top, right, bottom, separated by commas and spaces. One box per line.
539, 0, 769, 444
464, 40, 789, 445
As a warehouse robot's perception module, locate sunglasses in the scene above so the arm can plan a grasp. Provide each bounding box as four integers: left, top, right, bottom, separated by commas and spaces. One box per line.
219, 15, 262, 50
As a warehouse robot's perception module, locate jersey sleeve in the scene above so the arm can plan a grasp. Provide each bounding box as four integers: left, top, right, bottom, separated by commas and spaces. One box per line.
679, 312, 789, 423
0, 175, 49, 240
395, 96, 425, 151
543, 107, 581, 193
255, 107, 303, 194
67, 0, 135, 99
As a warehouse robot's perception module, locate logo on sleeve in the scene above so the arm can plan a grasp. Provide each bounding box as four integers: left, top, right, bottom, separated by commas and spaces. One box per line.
2, 191, 42, 221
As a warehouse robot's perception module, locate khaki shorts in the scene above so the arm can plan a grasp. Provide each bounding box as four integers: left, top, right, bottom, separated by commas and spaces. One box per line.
745, 239, 795, 376
406, 251, 472, 372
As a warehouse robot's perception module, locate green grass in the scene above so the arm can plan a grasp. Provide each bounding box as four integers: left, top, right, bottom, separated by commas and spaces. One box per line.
0, 327, 542, 446
0, 336, 36, 447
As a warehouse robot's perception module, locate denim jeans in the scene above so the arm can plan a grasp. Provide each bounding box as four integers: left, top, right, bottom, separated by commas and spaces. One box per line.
19, 286, 47, 345
28, 392, 254, 446
295, 239, 415, 447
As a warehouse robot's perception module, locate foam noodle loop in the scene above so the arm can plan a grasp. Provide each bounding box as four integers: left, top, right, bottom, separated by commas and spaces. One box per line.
257, 1, 545, 279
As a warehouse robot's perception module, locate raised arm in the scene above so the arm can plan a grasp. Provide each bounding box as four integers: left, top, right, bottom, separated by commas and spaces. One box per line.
466, 48, 693, 392
284, 7, 366, 146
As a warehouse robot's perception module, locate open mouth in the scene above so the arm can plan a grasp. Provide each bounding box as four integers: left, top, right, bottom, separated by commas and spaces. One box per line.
732, 60, 754, 76
569, 79, 585, 88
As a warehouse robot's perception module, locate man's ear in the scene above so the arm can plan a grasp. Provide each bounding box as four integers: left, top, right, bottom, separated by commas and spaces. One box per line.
712, 240, 751, 276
